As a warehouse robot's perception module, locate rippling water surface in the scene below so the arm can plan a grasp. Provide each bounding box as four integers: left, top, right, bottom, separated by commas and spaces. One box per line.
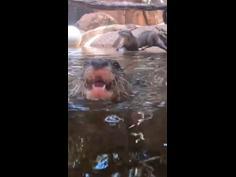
68, 48, 167, 177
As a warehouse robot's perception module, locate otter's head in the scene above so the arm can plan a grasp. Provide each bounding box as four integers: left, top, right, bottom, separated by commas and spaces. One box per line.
75, 59, 131, 101
118, 30, 133, 39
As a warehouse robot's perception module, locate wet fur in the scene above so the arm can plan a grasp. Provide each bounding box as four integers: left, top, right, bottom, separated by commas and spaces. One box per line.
138, 31, 167, 51
68, 59, 131, 101
115, 31, 139, 51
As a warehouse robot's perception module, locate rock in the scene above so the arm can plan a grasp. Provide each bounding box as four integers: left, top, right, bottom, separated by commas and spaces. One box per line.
143, 46, 166, 53
96, 9, 164, 25
90, 31, 120, 48
79, 24, 130, 47
95, 0, 166, 25
75, 12, 118, 31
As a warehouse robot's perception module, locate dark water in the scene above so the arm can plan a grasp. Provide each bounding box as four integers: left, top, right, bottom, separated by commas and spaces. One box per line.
68, 49, 167, 177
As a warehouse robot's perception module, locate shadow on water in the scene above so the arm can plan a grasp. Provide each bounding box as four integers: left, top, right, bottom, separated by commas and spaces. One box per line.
68, 48, 167, 177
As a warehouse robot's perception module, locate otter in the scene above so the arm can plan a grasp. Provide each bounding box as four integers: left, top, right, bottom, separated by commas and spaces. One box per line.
115, 30, 139, 51
116, 29, 167, 52
69, 59, 131, 101
138, 30, 167, 51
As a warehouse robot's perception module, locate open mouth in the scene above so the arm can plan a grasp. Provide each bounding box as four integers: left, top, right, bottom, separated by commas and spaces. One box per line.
86, 78, 112, 91
84, 67, 115, 100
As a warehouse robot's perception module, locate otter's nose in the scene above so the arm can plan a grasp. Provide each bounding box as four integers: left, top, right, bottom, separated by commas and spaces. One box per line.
90, 60, 109, 69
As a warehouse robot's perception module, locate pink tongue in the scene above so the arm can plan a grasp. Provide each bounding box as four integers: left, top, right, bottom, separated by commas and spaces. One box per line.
90, 85, 110, 99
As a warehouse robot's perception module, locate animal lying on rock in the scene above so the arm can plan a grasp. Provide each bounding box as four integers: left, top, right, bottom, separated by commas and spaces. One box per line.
115, 30, 167, 52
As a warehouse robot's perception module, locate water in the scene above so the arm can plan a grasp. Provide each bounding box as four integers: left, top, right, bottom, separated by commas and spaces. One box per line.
68, 48, 167, 177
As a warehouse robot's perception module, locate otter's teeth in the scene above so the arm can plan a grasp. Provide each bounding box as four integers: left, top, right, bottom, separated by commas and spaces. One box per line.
92, 84, 106, 90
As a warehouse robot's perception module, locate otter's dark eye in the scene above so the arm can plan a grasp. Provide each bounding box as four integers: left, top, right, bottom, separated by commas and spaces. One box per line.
112, 61, 121, 69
